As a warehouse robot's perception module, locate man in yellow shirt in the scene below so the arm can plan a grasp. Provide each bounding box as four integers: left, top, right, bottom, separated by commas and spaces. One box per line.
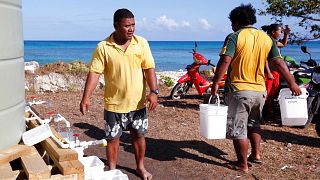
80, 8, 158, 180
211, 4, 301, 173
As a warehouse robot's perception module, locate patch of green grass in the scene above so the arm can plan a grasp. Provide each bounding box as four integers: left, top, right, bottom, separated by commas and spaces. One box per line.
201, 68, 212, 76
200, 68, 213, 79
26, 86, 36, 93
68, 61, 88, 74
68, 84, 77, 92
160, 75, 175, 87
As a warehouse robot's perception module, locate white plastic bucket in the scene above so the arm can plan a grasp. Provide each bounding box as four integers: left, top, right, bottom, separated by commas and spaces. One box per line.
79, 156, 105, 179
22, 124, 52, 146
91, 169, 129, 180
72, 146, 84, 159
200, 95, 228, 139
278, 88, 308, 126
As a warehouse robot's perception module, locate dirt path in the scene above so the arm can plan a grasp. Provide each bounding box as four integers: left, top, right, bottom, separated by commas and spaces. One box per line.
26, 86, 320, 180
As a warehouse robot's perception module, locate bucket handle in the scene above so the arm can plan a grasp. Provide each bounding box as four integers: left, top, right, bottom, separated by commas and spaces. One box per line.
277, 88, 308, 100
208, 94, 220, 107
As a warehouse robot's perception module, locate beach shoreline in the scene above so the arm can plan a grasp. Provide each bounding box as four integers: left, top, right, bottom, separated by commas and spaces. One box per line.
24, 61, 194, 93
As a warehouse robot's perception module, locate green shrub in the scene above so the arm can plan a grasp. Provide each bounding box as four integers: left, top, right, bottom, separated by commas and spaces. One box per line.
200, 68, 213, 79
68, 61, 88, 74
68, 84, 77, 92
160, 75, 174, 87
202, 68, 212, 76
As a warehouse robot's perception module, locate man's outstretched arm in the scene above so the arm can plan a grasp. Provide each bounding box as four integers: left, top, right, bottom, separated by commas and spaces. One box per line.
144, 68, 158, 112
270, 58, 301, 96
80, 71, 100, 115
211, 55, 232, 96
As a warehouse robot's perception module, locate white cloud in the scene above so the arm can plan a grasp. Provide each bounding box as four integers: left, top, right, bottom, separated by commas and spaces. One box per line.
136, 17, 152, 30
156, 15, 179, 30
181, 20, 190, 27
137, 16, 191, 32
199, 18, 212, 30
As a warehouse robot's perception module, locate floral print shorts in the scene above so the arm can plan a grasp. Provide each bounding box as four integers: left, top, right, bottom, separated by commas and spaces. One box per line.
104, 108, 148, 139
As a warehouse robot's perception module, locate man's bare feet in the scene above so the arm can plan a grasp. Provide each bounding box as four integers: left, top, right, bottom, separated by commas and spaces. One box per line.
136, 168, 152, 180
248, 155, 262, 164
224, 161, 249, 174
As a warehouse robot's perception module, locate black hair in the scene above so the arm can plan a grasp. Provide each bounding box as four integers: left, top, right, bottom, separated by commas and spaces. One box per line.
229, 4, 257, 26
261, 24, 281, 35
113, 8, 134, 24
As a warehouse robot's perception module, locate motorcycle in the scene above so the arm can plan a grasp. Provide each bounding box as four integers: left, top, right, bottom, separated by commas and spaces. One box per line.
307, 66, 320, 136
300, 46, 320, 136
289, 46, 317, 86
170, 42, 225, 100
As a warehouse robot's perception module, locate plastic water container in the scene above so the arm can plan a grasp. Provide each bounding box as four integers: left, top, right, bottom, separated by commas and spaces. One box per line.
72, 146, 84, 160
22, 124, 53, 146
200, 95, 228, 139
278, 88, 309, 126
0, 0, 25, 150
91, 169, 129, 180
79, 156, 105, 179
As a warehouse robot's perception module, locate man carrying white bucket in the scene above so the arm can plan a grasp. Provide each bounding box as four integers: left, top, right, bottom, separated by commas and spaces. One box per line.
210, 4, 302, 173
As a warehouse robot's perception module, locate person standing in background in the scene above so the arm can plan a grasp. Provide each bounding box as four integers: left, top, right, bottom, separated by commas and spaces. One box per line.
261, 24, 291, 48
261, 24, 291, 121
80, 8, 158, 180
211, 4, 301, 173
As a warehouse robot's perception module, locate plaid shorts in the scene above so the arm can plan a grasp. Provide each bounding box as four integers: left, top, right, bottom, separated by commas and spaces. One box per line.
104, 108, 148, 139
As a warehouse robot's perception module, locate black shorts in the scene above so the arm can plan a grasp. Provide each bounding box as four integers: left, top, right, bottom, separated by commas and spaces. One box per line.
104, 108, 148, 139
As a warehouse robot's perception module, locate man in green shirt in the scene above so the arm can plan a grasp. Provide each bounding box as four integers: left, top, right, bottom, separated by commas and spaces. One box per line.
211, 4, 301, 173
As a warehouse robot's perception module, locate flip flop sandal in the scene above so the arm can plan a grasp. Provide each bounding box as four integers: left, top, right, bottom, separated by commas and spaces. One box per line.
224, 162, 249, 174
248, 155, 262, 164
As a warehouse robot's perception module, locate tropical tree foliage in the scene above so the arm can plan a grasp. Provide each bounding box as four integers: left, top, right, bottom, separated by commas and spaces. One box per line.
259, 0, 320, 43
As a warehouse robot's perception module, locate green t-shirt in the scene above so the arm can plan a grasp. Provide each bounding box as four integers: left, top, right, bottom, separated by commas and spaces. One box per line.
220, 27, 282, 92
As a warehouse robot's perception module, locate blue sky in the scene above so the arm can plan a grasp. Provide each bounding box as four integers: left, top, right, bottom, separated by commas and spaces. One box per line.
22, 0, 277, 41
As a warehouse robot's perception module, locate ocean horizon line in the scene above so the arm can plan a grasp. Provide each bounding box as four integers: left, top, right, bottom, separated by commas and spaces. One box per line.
24, 40, 320, 72
24, 40, 225, 42
24, 39, 320, 42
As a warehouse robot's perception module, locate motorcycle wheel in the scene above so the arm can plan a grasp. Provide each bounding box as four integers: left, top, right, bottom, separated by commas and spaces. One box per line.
303, 96, 318, 128
170, 82, 191, 99
316, 120, 320, 137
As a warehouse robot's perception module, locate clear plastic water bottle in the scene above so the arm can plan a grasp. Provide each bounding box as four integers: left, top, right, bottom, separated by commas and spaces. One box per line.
73, 133, 81, 147
67, 128, 75, 147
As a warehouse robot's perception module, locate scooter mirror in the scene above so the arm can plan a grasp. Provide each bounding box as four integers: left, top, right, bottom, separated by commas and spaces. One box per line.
301, 46, 312, 60
301, 46, 309, 54
194, 42, 198, 52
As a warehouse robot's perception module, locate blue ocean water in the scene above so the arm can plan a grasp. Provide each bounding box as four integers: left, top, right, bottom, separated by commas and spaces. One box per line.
24, 40, 320, 72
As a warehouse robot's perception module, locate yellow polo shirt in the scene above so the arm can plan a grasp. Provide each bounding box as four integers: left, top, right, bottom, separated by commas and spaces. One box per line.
220, 27, 282, 93
89, 33, 155, 113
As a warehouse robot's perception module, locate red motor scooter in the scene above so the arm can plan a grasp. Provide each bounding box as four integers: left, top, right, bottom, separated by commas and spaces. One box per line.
170, 42, 226, 99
